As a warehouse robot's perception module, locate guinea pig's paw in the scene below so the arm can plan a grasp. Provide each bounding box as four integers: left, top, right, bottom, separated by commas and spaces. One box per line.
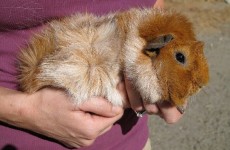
65, 83, 123, 106
66, 84, 93, 105
106, 88, 124, 106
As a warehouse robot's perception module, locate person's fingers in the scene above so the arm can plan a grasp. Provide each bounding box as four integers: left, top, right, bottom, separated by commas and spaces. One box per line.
92, 109, 123, 130
73, 125, 113, 148
67, 138, 94, 148
74, 97, 124, 142
116, 81, 129, 108
157, 101, 183, 124
144, 103, 160, 115
77, 110, 123, 140
61, 142, 76, 149
79, 97, 123, 117
124, 78, 144, 111
98, 124, 113, 136
78, 97, 124, 133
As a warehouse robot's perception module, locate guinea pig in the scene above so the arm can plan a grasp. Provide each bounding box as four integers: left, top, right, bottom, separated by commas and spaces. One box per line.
18, 8, 209, 108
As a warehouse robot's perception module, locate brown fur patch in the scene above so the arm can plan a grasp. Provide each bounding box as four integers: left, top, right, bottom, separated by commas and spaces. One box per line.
18, 28, 56, 92
139, 11, 196, 42
18, 8, 209, 106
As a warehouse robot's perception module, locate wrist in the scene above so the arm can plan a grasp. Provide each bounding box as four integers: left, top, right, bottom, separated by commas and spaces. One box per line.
0, 87, 33, 128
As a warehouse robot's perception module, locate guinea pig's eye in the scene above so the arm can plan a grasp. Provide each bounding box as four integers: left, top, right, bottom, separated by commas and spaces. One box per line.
175, 52, 186, 64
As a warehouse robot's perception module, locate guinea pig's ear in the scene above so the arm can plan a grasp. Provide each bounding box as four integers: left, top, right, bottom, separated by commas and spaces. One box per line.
144, 34, 174, 57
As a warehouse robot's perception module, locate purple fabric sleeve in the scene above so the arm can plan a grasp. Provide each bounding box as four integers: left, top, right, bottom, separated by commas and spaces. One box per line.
0, 0, 156, 149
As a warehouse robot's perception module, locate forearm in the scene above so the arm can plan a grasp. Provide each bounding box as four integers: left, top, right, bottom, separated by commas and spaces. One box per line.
0, 86, 29, 128
0, 86, 124, 148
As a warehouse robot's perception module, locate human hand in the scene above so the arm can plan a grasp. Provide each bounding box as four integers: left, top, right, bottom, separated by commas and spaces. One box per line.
4, 88, 123, 148
117, 78, 183, 124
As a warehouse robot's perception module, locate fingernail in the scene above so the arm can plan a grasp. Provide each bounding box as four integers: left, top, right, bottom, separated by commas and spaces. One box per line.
145, 104, 159, 115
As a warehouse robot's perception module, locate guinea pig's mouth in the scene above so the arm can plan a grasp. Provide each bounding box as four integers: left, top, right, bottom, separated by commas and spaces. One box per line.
156, 96, 187, 114
167, 92, 187, 109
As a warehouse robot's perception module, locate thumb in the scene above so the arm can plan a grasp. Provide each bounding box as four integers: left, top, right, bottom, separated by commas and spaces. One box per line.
79, 97, 123, 117
124, 77, 144, 111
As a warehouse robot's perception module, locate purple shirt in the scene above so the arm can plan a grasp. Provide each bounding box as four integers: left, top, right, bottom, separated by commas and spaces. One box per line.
0, 0, 156, 149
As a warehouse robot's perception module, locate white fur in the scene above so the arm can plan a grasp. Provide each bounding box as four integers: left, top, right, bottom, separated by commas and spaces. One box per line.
39, 14, 123, 105
124, 11, 162, 103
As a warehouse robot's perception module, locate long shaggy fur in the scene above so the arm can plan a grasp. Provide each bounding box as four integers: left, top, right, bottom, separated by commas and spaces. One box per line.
18, 8, 209, 106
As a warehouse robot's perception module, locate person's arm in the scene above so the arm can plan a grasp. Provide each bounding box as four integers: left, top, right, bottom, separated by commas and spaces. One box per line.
0, 87, 123, 148
0, 87, 28, 127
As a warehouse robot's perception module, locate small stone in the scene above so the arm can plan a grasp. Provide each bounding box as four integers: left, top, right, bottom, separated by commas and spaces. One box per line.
225, 0, 230, 4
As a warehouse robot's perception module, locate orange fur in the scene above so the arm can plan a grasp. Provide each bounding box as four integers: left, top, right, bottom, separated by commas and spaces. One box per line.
18, 28, 56, 92
151, 41, 209, 105
138, 11, 196, 41
130, 10, 209, 106
18, 8, 209, 106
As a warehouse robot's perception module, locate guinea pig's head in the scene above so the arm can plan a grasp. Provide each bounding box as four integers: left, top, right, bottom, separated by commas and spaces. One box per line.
142, 34, 209, 106
124, 9, 209, 107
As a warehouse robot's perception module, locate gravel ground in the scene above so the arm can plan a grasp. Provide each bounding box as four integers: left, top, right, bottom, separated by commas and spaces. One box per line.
148, 1, 230, 150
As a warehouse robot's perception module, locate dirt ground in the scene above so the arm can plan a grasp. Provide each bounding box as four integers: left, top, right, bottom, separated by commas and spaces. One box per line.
148, 1, 230, 150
